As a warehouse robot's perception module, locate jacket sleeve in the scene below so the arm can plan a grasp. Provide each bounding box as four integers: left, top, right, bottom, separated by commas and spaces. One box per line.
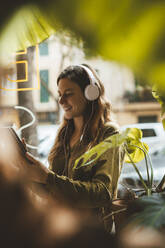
46, 145, 123, 208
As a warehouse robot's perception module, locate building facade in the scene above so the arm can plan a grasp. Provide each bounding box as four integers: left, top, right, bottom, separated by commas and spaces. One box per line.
0, 35, 161, 128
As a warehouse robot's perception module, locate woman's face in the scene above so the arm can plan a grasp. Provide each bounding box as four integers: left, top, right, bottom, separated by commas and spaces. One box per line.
58, 78, 87, 120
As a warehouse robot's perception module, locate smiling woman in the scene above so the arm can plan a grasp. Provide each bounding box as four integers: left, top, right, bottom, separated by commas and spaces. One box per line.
22, 64, 124, 233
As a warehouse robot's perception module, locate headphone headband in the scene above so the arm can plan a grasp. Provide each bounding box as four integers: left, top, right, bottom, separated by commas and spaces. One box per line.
78, 64, 96, 86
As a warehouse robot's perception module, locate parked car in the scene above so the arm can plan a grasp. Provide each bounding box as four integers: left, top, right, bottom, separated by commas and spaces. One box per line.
121, 122, 165, 155
37, 124, 59, 164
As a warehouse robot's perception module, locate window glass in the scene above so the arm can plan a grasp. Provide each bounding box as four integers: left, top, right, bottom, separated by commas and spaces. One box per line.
39, 42, 48, 55
40, 70, 49, 102
141, 128, 156, 137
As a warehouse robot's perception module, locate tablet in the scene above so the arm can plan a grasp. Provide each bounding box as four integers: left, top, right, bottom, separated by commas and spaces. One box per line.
0, 127, 28, 163
8, 127, 27, 155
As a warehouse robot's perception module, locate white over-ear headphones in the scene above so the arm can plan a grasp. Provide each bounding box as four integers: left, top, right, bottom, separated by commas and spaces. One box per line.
78, 64, 100, 101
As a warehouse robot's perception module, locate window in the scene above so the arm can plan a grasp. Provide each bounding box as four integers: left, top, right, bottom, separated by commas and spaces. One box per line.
138, 115, 157, 123
40, 70, 49, 103
39, 42, 48, 56
141, 129, 156, 137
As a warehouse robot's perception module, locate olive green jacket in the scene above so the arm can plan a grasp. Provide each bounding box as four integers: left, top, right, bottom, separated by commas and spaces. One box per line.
46, 122, 124, 231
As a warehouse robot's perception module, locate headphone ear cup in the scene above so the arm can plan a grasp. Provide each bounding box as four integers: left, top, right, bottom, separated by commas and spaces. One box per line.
84, 84, 100, 101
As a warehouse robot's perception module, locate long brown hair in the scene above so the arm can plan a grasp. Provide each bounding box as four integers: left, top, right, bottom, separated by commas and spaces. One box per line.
48, 64, 112, 167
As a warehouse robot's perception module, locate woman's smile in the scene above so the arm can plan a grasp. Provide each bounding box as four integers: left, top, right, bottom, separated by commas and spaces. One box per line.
63, 106, 72, 112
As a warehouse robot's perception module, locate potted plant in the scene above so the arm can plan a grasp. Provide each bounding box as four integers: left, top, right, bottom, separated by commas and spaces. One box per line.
74, 127, 152, 195
73, 127, 165, 232
122, 87, 165, 232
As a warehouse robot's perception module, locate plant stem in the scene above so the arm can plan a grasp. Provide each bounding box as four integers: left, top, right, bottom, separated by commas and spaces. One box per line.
156, 174, 165, 192
142, 144, 154, 187
103, 208, 127, 221
132, 144, 151, 188
146, 188, 152, 196
124, 146, 149, 195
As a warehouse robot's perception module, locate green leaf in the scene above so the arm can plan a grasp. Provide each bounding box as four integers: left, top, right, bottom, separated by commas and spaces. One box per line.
0, 5, 55, 59
73, 127, 146, 169
73, 136, 116, 169
152, 88, 165, 116
127, 127, 143, 141
129, 194, 165, 229
123, 127, 149, 163
73, 128, 132, 169
125, 142, 149, 163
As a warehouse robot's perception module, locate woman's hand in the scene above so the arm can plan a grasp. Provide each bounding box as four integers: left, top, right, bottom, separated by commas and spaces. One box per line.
23, 152, 51, 184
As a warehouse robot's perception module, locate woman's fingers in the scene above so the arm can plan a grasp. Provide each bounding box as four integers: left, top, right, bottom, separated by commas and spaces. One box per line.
25, 152, 49, 183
